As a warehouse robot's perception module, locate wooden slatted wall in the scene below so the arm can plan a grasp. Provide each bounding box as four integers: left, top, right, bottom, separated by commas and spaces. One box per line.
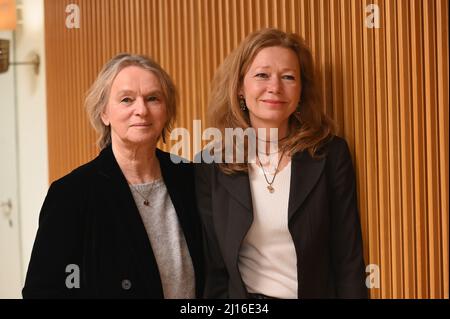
44, 0, 448, 298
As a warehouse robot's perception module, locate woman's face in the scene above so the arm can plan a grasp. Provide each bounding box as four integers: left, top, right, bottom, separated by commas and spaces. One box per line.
240, 46, 301, 136
102, 66, 167, 148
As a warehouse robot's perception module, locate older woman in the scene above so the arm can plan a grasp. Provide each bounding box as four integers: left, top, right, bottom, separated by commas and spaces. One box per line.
23, 54, 203, 298
196, 28, 367, 299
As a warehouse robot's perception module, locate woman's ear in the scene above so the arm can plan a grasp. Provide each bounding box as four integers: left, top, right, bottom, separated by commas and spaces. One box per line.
100, 110, 110, 126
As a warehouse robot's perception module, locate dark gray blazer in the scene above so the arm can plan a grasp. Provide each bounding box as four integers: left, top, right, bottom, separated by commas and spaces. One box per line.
195, 136, 367, 298
23, 145, 204, 298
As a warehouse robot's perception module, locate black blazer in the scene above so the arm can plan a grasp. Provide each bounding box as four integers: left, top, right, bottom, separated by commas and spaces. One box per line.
23, 145, 204, 298
195, 136, 367, 299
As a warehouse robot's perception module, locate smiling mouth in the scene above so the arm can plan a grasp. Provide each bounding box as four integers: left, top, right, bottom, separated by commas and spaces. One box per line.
131, 123, 152, 127
261, 100, 286, 105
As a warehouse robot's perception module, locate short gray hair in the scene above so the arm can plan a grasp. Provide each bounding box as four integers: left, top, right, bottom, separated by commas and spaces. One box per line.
85, 53, 177, 149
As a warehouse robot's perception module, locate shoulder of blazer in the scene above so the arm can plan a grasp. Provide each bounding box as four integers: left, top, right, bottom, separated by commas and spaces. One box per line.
156, 148, 194, 178
47, 151, 105, 197
44, 145, 132, 215
319, 135, 350, 160
291, 135, 350, 167
156, 148, 195, 195
51, 146, 195, 190
317, 135, 353, 178
37, 150, 107, 228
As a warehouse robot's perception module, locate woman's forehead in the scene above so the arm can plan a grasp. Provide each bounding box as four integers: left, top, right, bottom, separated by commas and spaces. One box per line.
111, 66, 162, 92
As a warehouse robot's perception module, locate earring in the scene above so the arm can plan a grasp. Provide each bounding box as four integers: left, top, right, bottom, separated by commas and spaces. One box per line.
239, 95, 247, 111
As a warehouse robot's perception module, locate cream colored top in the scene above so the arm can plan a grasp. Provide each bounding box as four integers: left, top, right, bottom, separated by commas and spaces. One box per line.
238, 160, 298, 298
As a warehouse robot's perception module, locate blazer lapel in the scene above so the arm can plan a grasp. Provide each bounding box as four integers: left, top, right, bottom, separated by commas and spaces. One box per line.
288, 151, 326, 221
156, 150, 199, 259
95, 146, 163, 296
217, 169, 253, 279
217, 170, 253, 211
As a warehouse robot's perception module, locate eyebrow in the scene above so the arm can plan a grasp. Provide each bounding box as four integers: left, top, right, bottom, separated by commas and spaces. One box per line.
116, 90, 135, 96
116, 89, 163, 96
252, 66, 271, 70
252, 66, 297, 72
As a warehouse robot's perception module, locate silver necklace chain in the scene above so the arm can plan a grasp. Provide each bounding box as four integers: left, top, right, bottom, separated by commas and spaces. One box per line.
129, 181, 157, 206
256, 150, 285, 193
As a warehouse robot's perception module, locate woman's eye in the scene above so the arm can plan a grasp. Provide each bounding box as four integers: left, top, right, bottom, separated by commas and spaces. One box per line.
147, 96, 159, 102
255, 73, 269, 79
121, 97, 133, 104
282, 75, 296, 80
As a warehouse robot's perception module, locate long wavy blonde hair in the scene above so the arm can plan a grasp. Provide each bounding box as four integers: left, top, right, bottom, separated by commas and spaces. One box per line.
208, 28, 335, 174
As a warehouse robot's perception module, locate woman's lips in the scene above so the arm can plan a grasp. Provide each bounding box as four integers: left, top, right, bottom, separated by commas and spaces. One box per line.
261, 99, 286, 106
131, 123, 152, 127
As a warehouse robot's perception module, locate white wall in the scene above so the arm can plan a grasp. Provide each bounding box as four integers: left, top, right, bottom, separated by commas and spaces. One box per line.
0, 30, 22, 298
14, 0, 48, 283
1, 1, 48, 296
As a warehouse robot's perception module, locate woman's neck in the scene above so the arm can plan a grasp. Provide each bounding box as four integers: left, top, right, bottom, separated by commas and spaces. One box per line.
252, 121, 289, 141
252, 123, 289, 154
112, 142, 161, 185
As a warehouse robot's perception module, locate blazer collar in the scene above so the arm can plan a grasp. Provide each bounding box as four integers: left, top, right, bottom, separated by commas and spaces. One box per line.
288, 150, 326, 220
95, 145, 185, 222
94, 145, 164, 296
217, 169, 253, 211
94, 145, 200, 296
96, 144, 167, 181
216, 150, 326, 220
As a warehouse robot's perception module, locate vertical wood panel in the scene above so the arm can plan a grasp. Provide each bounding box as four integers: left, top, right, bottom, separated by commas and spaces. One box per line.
397, 0, 415, 298
44, 0, 448, 298
385, 0, 403, 297
410, 0, 429, 298
362, 0, 381, 299
350, 0, 370, 297
340, 0, 355, 147
436, 0, 449, 299
374, 0, 392, 297
423, 0, 442, 298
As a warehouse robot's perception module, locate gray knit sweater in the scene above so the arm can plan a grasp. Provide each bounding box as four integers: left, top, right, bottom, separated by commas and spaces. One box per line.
129, 179, 195, 298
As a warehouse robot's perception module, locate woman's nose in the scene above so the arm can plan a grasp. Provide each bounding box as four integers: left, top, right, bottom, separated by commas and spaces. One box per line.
267, 76, 281, 94
134, 97, 148, 116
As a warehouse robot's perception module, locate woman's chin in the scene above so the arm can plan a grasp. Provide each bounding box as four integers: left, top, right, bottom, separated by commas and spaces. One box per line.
251, 115, 290, 129
118, 135, 160, 147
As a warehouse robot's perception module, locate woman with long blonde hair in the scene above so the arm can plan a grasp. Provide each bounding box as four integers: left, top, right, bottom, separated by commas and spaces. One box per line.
196, 28, 367, 299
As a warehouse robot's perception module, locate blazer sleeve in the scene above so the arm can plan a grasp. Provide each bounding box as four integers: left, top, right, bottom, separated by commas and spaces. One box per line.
22, 178, 87, 298
194, 161, 229, 298
328, 138, 368, 298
